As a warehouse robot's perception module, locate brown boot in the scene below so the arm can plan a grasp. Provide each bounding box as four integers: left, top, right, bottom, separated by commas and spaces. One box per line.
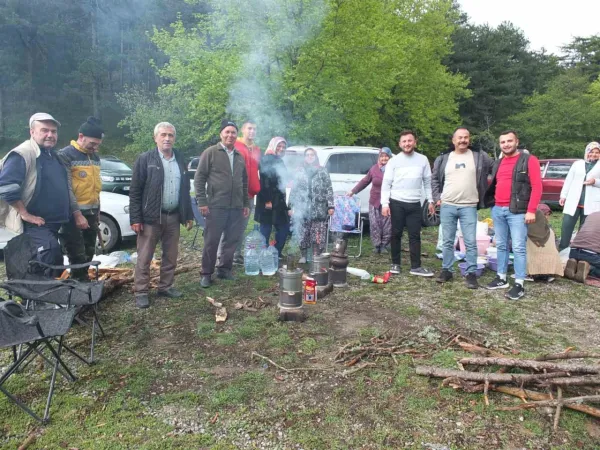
574, 261, 590, 283
564, 258, 578, 280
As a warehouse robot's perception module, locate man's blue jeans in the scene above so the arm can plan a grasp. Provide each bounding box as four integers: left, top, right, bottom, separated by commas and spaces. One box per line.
441, 204, 477, 274
492, 206, 528, 280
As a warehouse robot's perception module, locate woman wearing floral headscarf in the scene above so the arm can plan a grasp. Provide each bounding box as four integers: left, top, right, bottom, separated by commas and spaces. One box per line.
558, 141, 600, 250
255, 137, 290, 257
347, 147, 393, 253
289, 148, 334, 263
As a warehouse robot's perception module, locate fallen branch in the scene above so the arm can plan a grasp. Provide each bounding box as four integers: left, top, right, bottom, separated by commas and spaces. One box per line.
553, 387, 563, 432
492, 386, 600, 419
535, 351, 600, 361
497, 394, 600, 410
102, 263, 199, 295
457, 342, 506, 358
539, 376, 600, 386
251, 352, 333, 373
17, 429, 43, 450
458, 357, 600, 374
416, 366, 572, 384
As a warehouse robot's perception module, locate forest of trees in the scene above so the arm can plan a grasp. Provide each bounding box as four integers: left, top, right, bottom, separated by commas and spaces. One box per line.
0, 0, 599, 162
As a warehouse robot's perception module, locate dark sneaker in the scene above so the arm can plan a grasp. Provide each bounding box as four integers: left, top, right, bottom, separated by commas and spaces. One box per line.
216, 270, 235, 280
575, 261, 590, 283
465, 273, 479, 289
564, 258, 577, 280
157, 287, 183, 298
505, 283, 524, 300
135, 294, 149, 309
486, 276, 509, 290
372, 246, 381, 254
389, 264, 401, 274
381, 245, 390, 254
200, 276, 212, 288
533, 275, 555, 283
436, 269, 453, 283
409, 267, 434, 277
233, 255, 244, 265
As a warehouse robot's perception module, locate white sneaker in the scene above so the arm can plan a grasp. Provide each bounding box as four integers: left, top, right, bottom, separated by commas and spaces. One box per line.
298, 257, 307, 264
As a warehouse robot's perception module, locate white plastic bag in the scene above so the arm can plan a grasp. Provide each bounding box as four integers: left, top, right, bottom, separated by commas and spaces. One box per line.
559, 247, 571, 266
346, 267, 371, 280
108, 251, 130, 265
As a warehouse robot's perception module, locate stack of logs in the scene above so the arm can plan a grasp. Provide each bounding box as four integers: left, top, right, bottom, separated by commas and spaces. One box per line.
74, 261, 200, 296
417, 338, 600, 430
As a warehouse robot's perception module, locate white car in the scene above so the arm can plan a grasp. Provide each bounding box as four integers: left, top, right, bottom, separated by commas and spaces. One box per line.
283, 145, 440, 227
0, 191, 135, 252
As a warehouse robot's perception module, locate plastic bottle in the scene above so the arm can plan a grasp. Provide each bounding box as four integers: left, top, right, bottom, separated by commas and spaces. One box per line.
245, 248, 261, 276
346, 267, 371, 280
244, 224, 267, 255
259, 244, 278, 276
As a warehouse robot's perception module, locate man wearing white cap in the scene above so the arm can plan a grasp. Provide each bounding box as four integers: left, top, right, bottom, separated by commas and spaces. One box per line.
0, 113, 78, 276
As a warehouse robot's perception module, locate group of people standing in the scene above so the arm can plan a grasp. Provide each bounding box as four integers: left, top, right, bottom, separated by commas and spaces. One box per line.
1, 113, 598, 309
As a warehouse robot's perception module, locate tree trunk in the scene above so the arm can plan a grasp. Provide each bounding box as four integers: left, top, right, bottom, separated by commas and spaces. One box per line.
0, 86, 4, 139
91, 0, 100, 118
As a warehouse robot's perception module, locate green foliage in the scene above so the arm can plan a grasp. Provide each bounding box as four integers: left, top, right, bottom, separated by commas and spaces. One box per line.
446, 20, 560, 135
507, 71, 600, 158
561, 35, 600, 80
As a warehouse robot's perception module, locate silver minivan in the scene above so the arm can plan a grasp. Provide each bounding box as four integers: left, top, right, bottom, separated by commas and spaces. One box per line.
283, 145, 440, 227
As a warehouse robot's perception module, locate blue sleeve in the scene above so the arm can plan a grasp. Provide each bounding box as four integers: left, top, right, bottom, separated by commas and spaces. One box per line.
0, 153, 26, 203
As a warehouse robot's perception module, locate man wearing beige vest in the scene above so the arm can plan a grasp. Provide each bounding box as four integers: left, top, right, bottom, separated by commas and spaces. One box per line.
0, 113, 79, 276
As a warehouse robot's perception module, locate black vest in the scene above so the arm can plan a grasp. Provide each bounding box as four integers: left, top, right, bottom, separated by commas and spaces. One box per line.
485, 152, 531, 214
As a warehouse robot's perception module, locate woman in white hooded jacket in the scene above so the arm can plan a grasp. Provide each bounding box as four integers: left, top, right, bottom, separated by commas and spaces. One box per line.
558, 142, 600, 250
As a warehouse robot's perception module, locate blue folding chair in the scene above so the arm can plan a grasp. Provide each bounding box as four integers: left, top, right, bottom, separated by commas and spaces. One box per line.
326, 194, 364, 257
190, 196, 206, 250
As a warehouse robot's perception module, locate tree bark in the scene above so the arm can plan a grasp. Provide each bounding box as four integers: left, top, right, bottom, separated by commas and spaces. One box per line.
415, 366, 572, 384
535, 351, 600, 361
459, 357, 600, 374
0, 86, 4, 139
91, 0, 100, 118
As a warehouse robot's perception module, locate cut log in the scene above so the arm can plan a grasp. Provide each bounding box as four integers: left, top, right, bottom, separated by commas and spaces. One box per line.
415, 366, 571, 384
458, 357, 600, 374
535, 351, 600, 361
492, 386, 600, 419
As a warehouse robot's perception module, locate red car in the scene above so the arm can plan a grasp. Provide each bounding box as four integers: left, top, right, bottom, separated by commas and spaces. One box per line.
538, 159, 577, 207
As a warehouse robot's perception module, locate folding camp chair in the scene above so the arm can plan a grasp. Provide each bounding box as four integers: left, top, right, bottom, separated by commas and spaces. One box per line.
1, 234, 105, 364
190, 196, 206, 250
0, 299, 76, 424
326, 194, 364, 257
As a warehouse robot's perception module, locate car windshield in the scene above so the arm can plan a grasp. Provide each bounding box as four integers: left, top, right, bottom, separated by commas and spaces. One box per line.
101, 159, 131, 171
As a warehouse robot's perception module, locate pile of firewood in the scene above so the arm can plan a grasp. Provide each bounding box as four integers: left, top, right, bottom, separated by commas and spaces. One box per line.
66, 260, 200, 296
416, 336, 600, 430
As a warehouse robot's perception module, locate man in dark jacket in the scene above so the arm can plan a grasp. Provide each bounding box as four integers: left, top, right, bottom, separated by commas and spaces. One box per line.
195, 120, 249, 288
432, 127, 493, 289
129, 122, 194, 308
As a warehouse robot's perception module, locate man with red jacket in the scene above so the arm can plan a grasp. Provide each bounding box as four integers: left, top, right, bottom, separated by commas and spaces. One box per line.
484, 131, 542, 300
222, 120, 261, 265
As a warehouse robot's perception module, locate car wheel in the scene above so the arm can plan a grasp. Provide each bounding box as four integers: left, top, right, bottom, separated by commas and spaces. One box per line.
98, 214, 120, 253
422, 202, 440, 227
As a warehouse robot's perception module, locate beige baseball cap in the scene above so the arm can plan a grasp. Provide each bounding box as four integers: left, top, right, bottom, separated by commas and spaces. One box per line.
29, 113, 61, 128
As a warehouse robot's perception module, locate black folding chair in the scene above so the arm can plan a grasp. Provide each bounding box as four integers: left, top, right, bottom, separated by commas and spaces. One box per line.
190, 196, 206, 250
0, 300, 76, 424
2, 234, 105, 364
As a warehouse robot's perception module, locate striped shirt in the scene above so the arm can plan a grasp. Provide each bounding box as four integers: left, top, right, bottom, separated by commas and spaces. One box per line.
381, 151, 433, 206
159, 149, 181, 211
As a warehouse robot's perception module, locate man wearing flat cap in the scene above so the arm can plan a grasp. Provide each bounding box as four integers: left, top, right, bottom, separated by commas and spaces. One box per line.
57, 117, 104, 281
0, 113, 77, 276
195, 120, 249, 288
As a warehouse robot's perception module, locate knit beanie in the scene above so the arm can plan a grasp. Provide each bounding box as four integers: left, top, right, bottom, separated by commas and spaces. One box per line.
220, 119, 238, 133
79, 116, 104, 139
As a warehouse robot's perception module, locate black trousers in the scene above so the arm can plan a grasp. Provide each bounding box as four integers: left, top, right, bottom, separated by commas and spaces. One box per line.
59, 213, 99, 281
389, 199, 422, 269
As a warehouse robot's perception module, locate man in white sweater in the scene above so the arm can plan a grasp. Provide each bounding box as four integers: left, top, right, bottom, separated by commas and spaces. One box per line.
381, 130, 435, 276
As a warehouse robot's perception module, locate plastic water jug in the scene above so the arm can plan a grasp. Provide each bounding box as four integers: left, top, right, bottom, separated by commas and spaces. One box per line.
244, 224, 266, 254
259, 244, 278, 276
245, 248, 261, 276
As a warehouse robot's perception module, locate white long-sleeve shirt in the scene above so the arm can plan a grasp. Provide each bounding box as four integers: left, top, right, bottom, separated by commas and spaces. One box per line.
381, 151, 433, 206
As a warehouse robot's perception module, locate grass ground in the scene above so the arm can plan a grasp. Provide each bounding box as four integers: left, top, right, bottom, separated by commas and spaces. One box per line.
1, 213, 599, 449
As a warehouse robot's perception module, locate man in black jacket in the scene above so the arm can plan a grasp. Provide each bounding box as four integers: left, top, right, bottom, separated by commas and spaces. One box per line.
129, 122, 194, 308
431, 127, 493, 289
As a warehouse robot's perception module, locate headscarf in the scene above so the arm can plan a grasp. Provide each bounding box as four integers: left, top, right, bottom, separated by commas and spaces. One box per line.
378, 147, 392, 171
585, 142, 600, 162
304, 148, 321, 168
265, 136, 287, 156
